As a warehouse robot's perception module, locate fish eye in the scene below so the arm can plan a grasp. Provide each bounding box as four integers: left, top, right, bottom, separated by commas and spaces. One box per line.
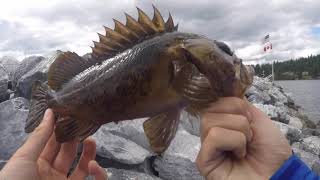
214, 41, 233, 56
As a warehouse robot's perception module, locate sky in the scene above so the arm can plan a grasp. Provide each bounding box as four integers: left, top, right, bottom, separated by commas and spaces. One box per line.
0, 0, 320, 64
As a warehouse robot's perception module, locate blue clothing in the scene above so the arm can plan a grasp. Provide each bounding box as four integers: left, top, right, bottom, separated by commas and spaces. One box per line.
270, 154, 319, 180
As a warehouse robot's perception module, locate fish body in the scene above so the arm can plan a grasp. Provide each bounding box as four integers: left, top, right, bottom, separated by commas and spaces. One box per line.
25, 7, 254, 154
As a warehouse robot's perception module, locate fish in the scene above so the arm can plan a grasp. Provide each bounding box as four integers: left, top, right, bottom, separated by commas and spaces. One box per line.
24, 6, 254, 154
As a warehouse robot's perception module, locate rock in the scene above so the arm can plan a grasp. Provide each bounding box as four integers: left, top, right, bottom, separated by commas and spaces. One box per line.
268, 86, 288, 104
246, 86, 271, 104
299, 136, 320, 155
92, 125, 152, 165
0, 56, 19, 80
289, 116, 303, 129
15, 51, 61, 99
0, 97, 29, 169
292, 146, 318, 168
101, 118, 151, 151
106, 168, 161, 180
254, 103, 289, 124
254, 104, 278, 119
312, 160, 320, 176
179, 110, 200, 136
12, 56, 44, 90
273, 121, 302, 144
154, 129, 203, 180
0, 66, 10, 103
86, 168, 161, 180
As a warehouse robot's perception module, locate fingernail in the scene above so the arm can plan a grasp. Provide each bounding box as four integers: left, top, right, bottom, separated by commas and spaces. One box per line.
43, 109, 52, 120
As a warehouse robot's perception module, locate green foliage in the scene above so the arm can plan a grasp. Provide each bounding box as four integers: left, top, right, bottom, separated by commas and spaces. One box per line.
253, 54, 320, 80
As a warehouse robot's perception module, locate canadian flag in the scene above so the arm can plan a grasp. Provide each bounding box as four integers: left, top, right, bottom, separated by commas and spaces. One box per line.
264, 42, 272, 52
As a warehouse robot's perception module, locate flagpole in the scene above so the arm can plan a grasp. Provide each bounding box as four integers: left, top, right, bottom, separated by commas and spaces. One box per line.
272, 59, 274, 81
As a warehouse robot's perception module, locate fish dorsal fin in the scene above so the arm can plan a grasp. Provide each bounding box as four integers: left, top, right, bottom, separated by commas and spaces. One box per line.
91, 5, 178, 60
48, 51, 93, 91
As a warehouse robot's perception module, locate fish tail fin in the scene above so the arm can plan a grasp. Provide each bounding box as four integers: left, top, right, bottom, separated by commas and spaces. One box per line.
25, 80, 53, 133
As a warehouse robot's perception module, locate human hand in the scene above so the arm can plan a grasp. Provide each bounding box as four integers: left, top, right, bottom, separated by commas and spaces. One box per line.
0, 109, 107, 180
196, 97, 292, 180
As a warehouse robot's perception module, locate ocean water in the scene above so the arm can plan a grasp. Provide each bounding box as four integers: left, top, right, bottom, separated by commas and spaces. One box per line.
275, 80, 320, 124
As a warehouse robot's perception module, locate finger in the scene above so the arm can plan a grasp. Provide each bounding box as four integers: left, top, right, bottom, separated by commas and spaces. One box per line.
14, 109, 55, 161
69, 138, 96, 179
200, 113, 253, 143
204, 97, 251, 121
53, 140, 78, 175
39, 132, 61, 164
196, 127, 246, 177
89, 161, 108, 180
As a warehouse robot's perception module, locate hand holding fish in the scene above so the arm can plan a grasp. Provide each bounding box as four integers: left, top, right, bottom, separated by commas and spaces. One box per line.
0, 109, 107, 180
196, 97, 292, 180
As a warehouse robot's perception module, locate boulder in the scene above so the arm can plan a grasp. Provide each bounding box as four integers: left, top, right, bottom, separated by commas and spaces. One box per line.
15, 51, 61, 99
154, 129, 203, 180
92, 125, 152, 165
0, 97, 29, 169
292, 147, 318, 168
254, 103, 289, 124
12, 56, 44, 90
86, 168, 161, 180
246, 86, 271, 104
312, 160, 320, 176
179, 110, 200, 136
272, 121, 302, 144
100, 118, 151, 151
288, 116, 303, 129
0, 66, 10, 102
298, 136, 320, 155
0, 56, 19, 80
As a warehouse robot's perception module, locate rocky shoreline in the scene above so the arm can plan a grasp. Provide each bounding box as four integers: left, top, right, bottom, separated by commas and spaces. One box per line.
1, 53, 320, 179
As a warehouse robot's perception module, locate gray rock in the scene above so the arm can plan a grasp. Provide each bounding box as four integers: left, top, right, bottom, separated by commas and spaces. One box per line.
154, 129, 203, 180
92, 125, 152, 165
312, 160, 320, 176
289, 116, 303, 129
272, 121, 302, 144
0, 66, 9, 102
106, 168, 161, 180
246, 86, 271, 104
12, 56, 44, 90
86, 168, 161, 180
299, 136, 320, 155
0, 56, 19, 80
254, 103, 289, 124
0, 97, 29, 169
15, 51, 61, 99
101, 118, 151, 151
292, 147, 318, 168
179, 110, 200, 136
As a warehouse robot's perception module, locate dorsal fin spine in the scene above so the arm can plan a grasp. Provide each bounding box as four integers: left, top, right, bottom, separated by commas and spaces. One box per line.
91, 6, 178, 60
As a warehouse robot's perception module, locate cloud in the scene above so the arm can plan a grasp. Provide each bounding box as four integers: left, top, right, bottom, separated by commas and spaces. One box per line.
0, 0, 319, 63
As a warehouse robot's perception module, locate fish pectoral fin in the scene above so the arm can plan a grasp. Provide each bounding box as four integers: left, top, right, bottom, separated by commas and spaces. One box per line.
143, 109, 181, 154
25, 81, 52, 133
55, 116, 100, 143
48, 52, 95, 91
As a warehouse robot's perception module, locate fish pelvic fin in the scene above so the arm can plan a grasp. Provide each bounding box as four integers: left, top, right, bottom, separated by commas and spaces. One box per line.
55, 116, 100, 143
143, 108, 181, 154
25, 81, 53, 133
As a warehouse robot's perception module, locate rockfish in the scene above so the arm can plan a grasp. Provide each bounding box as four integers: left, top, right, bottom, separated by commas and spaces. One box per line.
25, 6, 254, 153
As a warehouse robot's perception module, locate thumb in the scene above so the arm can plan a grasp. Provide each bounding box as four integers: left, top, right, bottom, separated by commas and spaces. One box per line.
14, 109, 55, 161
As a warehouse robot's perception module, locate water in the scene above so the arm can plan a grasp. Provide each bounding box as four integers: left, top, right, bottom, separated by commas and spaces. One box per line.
275, 80, 320, 124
